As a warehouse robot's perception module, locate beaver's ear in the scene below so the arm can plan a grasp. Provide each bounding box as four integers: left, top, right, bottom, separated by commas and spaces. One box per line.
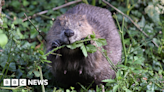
58, 15, 67, 20
80, 15, 87, 21
63, 15, 68, 20
58, 15, 68, 26
81, 15, 87, 19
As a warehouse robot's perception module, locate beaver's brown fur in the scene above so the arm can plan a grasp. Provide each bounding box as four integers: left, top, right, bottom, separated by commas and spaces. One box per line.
46, 3, 122, 89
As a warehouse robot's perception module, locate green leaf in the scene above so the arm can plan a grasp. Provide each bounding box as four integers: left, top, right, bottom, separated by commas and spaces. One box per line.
138, 16, 145, 28
13, 19, 23, 25
0, 33, 8, 49
16, 29, 24, 39
12, 89, 19, 92
9, 62, 16, 72
22, 89, 27, 92
67, 44, 75, 49
70, 86, 75, 90
116, 69, 122, 80
42, 55, 47, 60
95, 38, 107, 47
28, 70, 33, 75
145, 4, 160, 24
66, 89, 70, 92
90, 33, 96, 39
42, 60, 52, 63
23, 0, 29, 6
11, 24, 16, 29
102, 79, 116, 83
86, 44, 97, 53
117, 65, 128, 70
80, 44, 88, 57
30, 28, 38, 39
0, 29, 3, 33
113, 85, 118, 92
33, 70, 40, 77
39, 50, 44, 55
123, 86, 132, 92
16, 69, 23, 78
67, 43, 83, 49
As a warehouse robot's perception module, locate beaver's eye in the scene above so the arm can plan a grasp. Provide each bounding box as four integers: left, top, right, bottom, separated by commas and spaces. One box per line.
79, 23, 82, 26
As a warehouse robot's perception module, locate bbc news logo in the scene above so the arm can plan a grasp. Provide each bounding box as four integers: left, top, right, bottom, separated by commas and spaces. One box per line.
3, 79, 48, 86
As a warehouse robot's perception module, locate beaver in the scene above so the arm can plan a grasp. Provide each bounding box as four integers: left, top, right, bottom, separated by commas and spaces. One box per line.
46, 3, 122, 89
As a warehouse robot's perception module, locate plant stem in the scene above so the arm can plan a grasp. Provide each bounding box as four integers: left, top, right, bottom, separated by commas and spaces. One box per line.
45, 45, 65, 56
0, 86, 22, 90
92, 0, 96, 6
82, 0, 89, 4
97, 47, 117, 72
121, 17, 127, 65
0, 35, 13, 80
127, 44, 132, 54
38, 66, 45, 92
127, 4, 135, 16
23, 0, 82, 22
114, 14, 127, 65
4, 42, 13, 77
24, 13, 45, 43
126, 0, 129, 9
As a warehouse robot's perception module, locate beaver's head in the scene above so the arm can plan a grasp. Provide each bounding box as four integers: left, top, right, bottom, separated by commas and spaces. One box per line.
54, 14, 93, 45
46, 14, 94, 56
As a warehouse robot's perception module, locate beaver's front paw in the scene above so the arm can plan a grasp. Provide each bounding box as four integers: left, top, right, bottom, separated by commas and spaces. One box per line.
51, 40, 62, 48
46, 40, 62, 60
48, 40, 62, 55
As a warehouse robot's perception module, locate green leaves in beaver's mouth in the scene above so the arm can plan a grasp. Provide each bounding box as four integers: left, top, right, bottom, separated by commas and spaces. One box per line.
66, 32, 107, 57
46, 32, 107, 57
95, 38, 107, 47
86, 44, 97, 53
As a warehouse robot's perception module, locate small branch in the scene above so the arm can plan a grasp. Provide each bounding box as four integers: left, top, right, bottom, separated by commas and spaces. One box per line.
0, 86, 22, 90
2, 12, 13, 20
102, 0, 159, 47
23, 0, 82, 22
24, 13, 45, 43
24, 13, 38, 31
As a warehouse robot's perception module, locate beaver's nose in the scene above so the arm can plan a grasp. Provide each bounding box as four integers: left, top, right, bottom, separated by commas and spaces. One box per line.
64, 29, 74, 37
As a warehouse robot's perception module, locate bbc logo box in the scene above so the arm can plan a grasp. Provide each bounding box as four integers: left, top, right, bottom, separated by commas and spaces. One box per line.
3, 79, 10, 86
19, 79, 26, 86
3, 79, 27, 86
11, 79, 18, 86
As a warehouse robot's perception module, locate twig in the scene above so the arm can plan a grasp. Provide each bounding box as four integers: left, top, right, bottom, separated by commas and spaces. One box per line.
102, 0, 159, 47
23, 0, 82, 22
2, 12, 13, 21
0, 86, 22, 90
24, 13, 45, 43
24, 13, 38, 31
